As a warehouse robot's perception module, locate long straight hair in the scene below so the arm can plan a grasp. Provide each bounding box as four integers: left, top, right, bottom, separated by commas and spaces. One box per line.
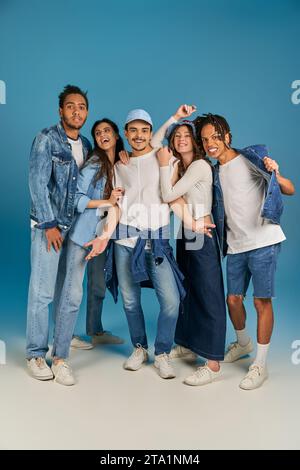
86, 118, 124, 198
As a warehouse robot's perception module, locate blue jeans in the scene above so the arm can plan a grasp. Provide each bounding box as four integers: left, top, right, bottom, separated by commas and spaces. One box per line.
86, 251, 106, 335
52, 239, 95, 358
26, 228, 67, 359
227, 243, 281, 298
114, 243, 180, 355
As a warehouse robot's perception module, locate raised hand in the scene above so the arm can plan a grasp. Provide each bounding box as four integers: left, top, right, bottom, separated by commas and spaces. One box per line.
174, 104, 197, 121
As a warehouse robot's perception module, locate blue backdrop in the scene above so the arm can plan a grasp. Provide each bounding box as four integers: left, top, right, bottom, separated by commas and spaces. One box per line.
0, 0, 299, 358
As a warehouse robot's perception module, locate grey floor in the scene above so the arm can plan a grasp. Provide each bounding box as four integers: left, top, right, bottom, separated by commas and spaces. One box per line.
0, 337, 300, 450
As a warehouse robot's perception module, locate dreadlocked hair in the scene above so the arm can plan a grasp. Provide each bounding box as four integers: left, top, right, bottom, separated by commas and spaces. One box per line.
193, 113, 232, 154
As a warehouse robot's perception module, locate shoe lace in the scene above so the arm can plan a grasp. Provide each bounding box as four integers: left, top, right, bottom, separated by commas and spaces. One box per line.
194, 365, 208, 378
134, 344, 147, 356
57, 361, 72, 376
228, 342, 238, 351
35, 357, 46, 367
246, 365, 261, 379
162, 352, 171, 365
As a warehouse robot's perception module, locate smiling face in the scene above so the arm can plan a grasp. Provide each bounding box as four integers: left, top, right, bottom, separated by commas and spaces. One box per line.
200, 123, 230, 160
125, 120, 152, 153
172, 125, 194, 155
59, 93, 88, 131
94, 122, 118, 152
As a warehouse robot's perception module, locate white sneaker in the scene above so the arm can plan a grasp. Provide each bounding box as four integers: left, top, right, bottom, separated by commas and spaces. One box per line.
184, 364, 221, 386
123, 346, 148, 371
92, 331, 124, 345
51, 361, 76, 386
222, 339, 254, 363
70, 336, 93, 350
239, 364, 268, 390
169, 345, 197, 361
154, 353, 176, 379
27, 357, 54, 381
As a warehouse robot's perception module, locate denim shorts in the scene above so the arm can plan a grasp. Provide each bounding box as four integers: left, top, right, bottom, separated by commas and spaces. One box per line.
226, 243, 281, 298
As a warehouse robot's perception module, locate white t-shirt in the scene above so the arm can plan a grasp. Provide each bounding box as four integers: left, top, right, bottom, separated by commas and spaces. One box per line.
113, 116, 175, 248
219, 155, 286, 254
67, 136, 84, 169
113, 149, 170, 248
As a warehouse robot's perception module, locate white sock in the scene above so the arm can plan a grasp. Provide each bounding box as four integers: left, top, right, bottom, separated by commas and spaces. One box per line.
235, 328, 250, 347
253, 343, 270, 368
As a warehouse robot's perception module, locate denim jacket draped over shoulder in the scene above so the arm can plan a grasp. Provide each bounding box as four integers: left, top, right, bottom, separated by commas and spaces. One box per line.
212, 144, 284, 257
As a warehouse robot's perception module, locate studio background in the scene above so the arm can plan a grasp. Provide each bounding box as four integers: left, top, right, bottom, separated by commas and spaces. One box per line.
0, 0, 299, 450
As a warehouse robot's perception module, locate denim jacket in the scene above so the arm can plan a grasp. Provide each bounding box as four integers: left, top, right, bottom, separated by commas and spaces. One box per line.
104, 224, 186, 305
29, 122, 91, 231
212, 144, 284, 257
68, 158, 107, 247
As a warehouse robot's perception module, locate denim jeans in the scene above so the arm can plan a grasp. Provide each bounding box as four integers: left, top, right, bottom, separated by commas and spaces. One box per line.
114, 243, 180, 355
86, 251, 106, 335
26, 228, 67, 359
52, 239, 93, 358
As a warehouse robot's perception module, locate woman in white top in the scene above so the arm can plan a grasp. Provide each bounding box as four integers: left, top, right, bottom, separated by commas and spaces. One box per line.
156, 105, 227, 387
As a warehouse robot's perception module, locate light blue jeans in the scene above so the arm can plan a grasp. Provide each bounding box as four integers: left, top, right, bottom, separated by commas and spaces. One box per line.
26, 228, 67, 359
114, 243, 180, 355
52, 239, 105, 358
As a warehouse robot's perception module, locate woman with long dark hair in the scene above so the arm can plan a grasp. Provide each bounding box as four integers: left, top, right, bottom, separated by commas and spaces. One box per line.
156, 105, 227, 386
70, 119, 125, 350
51, 119, 124, 385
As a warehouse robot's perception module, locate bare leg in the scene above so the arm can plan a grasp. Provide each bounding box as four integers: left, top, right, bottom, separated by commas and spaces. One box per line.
253, 298, 274, 344
226, 295, 247, 330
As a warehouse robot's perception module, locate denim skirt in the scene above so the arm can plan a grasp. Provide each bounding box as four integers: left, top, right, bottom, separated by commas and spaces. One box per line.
175, 229, 226, 361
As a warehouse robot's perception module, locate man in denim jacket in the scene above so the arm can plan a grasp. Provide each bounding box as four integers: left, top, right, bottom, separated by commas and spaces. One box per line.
26, 85, 91, 382
195, 113, 295, 390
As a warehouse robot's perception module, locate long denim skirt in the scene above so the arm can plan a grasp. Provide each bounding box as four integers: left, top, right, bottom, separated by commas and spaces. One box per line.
175, 230, 226, 361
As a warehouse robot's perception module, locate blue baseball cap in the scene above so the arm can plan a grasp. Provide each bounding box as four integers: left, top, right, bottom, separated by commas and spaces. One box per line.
125, 109, 153, 127
166, 120, 196, 140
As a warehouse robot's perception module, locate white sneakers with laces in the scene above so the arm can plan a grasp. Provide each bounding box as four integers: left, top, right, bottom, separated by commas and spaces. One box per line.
169, 345, 197, 361
239, 364, 268, 390
184, 363, 221, 386
27, 357, 54, 380
123, 345, 149, 371
70, 336, 93, 350
222, 339, 254, 363
154, 353, 176, 379
51, 361, 76, 386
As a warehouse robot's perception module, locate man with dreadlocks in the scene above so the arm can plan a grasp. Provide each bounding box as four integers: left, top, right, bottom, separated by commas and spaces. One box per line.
194, 113, 295, 390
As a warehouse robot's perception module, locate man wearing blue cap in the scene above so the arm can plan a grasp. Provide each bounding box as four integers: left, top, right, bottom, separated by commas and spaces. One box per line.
84, 108, 211, 379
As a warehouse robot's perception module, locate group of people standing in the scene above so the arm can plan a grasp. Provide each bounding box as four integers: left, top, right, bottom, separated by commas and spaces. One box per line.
26, 84, 295, 390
